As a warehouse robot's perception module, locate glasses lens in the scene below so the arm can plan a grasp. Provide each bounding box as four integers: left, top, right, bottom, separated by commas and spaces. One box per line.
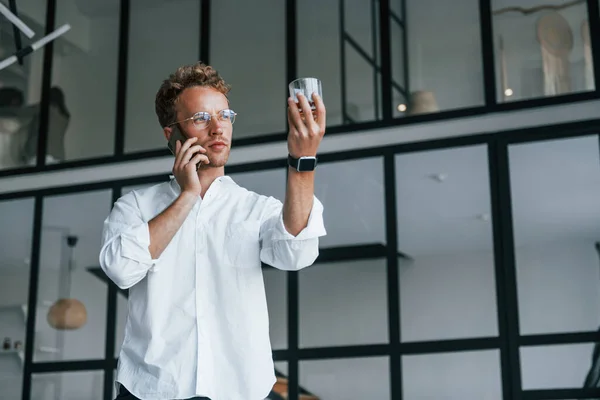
220, 109, 236, 124
192, 112, 210, 126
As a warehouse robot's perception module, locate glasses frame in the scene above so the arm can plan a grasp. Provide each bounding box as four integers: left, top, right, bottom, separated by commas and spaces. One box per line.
166, 109, 238, 128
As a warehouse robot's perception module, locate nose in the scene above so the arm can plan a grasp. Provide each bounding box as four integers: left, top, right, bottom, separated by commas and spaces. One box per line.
209, 116, 224, 136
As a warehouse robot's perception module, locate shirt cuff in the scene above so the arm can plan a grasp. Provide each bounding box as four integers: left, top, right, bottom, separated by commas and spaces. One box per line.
271, 196, 327, 241
120, 222, 161, 270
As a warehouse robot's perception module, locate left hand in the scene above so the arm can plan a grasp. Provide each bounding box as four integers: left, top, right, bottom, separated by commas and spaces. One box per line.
287, 92, 326, 158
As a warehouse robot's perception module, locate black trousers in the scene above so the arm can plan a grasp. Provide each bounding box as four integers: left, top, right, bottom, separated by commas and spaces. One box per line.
115, 385, 210, 400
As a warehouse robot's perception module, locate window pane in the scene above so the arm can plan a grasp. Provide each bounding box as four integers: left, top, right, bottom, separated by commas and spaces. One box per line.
35, 190, 112, 362
0, 198, 35, 400
396, 146, 498, 342
125, 0, 201, 153
300, 357, 390, 399
31, 370, 103, 400
297, 0, 343, 126
509, 136, 600, 335
299, 0, 382, 126
392, 0, 484, 116
41, 1, 119, 163
521, 343, 597, 390
403, 350, 503, 398
492, 0, 594, 102
0, 10, 45, 171
299, 259, 388, 348
316, 157, 386, 248
211, 0, 285, 139
263, 268, 287, 350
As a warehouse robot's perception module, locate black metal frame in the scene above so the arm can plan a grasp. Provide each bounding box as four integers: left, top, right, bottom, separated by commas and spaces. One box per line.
3, 115, 600, 399
0, 0, 599, 179
2, 0, 600, 398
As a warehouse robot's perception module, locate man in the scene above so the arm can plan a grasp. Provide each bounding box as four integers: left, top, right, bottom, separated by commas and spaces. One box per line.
99, 62, 327, 400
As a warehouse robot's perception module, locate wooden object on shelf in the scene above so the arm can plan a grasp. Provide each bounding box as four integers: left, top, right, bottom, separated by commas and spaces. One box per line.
407, 90, 439, 115
272, 376, 320, 400
47, 298, 87, 330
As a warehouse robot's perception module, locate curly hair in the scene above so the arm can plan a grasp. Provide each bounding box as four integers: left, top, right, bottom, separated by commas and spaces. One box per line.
155, 62, 231, 128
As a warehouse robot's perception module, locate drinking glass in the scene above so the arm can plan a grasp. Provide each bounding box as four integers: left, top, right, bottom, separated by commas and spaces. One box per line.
288, 77, 322, 112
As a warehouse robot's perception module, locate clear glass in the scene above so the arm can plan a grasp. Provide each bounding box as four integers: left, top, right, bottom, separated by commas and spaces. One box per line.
520, 343, 598, 390
35, 190, 112, 362
492, 0, 594, 102
392, 0, 485, 116
0, 198, 35, 400
299, 357, 390, 399
124, 0, 201, 153
403, 350, 503, 398
31, 370, 103, 400
395, 146, 498, 342
509, 136, 600, 335
315, 157, 386, 248
299, 259, 388, 348
288, 77, 323, 112
0, 9, 45, 171
41, 0, 119, 164
210, 0, 286, 139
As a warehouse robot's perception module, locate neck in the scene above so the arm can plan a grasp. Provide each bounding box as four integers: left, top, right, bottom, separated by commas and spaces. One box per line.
197, 166, 225, 198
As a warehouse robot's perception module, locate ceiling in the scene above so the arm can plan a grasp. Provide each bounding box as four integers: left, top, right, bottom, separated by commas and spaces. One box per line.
2, 134, 599, 270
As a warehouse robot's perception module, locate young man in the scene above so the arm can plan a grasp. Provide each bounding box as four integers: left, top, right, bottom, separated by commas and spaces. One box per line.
99, 62, 326, 400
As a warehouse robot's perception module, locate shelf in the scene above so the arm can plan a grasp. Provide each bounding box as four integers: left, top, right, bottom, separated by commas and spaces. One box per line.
0, 301, 53, 320
0, 349, 24, 364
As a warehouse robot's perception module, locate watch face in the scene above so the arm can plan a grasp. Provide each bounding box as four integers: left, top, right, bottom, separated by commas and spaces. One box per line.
297, 157, 317, 171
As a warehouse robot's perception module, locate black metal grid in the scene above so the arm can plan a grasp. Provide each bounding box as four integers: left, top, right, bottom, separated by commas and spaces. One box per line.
2, 116, 600, 399
1, 0, 600, 398
0, 0, 599, 178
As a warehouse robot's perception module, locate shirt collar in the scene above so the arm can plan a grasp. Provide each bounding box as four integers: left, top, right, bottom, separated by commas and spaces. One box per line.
168, 175, 235, 196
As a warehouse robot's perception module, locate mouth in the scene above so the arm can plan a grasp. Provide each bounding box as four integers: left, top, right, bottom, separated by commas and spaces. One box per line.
208, 142, 228, 151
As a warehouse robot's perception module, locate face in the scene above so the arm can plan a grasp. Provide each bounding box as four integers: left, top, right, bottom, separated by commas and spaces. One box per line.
164, 86, 233, 169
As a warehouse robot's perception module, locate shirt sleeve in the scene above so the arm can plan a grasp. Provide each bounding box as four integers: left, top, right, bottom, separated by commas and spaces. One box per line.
259, 195, 327, 271
99, 192, 161, 289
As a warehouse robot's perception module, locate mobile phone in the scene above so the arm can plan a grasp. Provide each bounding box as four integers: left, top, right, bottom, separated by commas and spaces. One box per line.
167, 124, 188, 156
167, 125, 203, 170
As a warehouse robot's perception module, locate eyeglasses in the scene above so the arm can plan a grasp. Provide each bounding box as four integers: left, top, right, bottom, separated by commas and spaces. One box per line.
167, 109, 237, 128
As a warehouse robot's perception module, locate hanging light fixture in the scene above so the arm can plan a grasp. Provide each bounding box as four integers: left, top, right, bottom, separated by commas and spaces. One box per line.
47, 235, 87, 330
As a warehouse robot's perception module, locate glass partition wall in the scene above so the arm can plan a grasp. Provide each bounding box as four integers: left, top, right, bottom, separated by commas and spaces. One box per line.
3, 119, 600, 399
1, 0, 600, 177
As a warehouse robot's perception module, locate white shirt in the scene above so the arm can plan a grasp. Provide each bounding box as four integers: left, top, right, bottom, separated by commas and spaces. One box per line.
99, 176, 326, 400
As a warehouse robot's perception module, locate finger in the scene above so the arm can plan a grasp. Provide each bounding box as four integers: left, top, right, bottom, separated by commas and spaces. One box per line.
312, 93, 326, 133
181, 145, 205, 164
297, 93, 315, 125
175, 137, 198, 164
190, 153, 210, 167
287, 97, 305, 134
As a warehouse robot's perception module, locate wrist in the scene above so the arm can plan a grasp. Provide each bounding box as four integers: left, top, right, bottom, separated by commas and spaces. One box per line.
288, 153, 318, 172
179, 190, 200, 202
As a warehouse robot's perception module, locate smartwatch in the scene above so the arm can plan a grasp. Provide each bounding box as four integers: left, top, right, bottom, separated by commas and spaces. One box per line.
288, 154, 318, 172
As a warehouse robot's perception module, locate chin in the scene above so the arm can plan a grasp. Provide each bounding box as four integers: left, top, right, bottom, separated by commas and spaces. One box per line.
207, 154, 229, 168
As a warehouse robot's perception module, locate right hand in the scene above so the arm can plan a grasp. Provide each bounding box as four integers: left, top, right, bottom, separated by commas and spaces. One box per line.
172, 137, 209, 196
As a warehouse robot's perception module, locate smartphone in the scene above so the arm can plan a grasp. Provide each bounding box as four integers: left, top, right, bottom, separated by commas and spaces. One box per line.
167, 124, 188, 156
167, 125, 203, 170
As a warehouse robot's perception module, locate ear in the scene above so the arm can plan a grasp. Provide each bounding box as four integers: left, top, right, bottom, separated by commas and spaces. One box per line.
163, 126, 172, 141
